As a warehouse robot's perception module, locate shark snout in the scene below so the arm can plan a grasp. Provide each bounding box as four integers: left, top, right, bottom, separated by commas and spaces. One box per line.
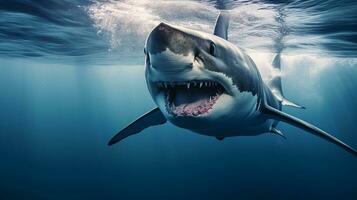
147, 22, 175, 55
147, 22, 195, 73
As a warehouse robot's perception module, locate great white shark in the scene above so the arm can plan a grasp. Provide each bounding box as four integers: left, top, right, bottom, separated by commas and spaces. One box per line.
108, 12, 357, 156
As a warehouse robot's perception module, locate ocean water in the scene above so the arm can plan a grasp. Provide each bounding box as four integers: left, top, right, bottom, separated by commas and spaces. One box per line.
0, 0, 356, 199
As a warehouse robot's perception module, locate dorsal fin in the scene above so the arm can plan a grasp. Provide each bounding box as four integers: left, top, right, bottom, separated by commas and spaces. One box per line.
213, 11, 230, 40
270, 53, 305, 109
271, 54, 283, 94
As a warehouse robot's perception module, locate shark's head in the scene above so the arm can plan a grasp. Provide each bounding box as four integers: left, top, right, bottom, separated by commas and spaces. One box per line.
145, 22, 262, 133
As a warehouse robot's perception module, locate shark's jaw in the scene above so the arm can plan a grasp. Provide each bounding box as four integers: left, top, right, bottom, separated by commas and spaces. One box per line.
153, 80, 226, 117
145, 21, 237, 119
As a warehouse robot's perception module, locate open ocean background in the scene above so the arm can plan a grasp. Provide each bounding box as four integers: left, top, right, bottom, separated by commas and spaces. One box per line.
0, 0, 356, 199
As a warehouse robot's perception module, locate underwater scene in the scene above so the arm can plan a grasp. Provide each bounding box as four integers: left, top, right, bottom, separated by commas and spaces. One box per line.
0, 0, 356, 199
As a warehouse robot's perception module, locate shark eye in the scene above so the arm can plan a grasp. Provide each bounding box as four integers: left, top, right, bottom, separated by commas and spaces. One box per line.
209, 42, 216, 56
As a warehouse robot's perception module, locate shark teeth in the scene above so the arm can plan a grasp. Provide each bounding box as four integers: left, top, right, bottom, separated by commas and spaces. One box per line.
165, 90, 221, 117
155, 80, 221, 89
156, 80, 226, 117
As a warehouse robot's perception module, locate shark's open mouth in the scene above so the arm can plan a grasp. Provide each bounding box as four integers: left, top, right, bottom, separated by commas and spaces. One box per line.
155, 80, 226, 116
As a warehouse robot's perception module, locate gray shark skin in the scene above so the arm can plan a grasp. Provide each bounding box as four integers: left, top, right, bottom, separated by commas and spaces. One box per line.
108, 12, 357, 156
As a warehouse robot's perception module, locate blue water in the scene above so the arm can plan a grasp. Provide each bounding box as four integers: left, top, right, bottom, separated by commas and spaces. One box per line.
0, 0, 356, 199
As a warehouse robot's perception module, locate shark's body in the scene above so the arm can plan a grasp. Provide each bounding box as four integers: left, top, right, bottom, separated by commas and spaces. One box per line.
109, 12, 356, 156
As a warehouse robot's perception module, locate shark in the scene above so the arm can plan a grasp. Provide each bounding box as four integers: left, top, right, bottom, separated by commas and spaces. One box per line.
108, 12, 356, 156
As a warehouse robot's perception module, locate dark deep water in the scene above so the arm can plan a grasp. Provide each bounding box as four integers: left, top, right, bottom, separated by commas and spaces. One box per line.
0, 0, 357, 199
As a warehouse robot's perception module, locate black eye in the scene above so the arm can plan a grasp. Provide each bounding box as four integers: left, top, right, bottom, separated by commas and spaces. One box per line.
209, 42, 216, 56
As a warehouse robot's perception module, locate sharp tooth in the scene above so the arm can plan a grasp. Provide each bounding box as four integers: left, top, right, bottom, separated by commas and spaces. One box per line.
205, 82, 208, 87
193, 81, 197, 86
199, 82, 203, 88
164, 83, 168, 88
187, 82, 190, 89
208, 82, 211, 87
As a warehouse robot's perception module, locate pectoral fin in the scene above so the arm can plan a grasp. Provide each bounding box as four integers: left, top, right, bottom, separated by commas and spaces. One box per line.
270, 127, 286, 139
108, 108, 167, 146
262, 104, 357, 156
